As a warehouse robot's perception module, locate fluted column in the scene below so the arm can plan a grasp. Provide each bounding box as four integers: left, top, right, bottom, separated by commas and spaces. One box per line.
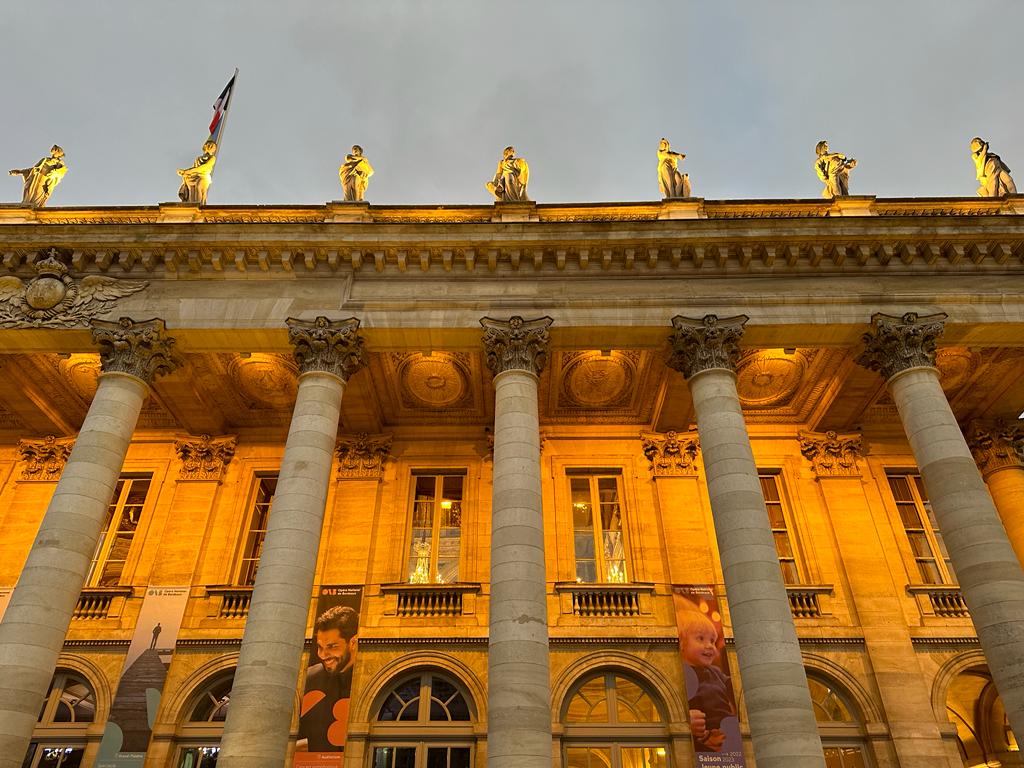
218, 317, 364, 768
0, 318, 179, 768
667, 315, 824, 768
965, 419, 1024, 565
481, 315, 553, 768
858, 312, 1024, 740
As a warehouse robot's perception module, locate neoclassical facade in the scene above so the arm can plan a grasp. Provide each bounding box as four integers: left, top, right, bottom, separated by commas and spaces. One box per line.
0, 195, 1022, 768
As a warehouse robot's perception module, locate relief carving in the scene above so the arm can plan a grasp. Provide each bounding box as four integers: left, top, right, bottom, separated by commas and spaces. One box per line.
336, 433, 392, 478
17, 435, 75, 480
174, 434, 237, 481
798, 431, 864, 477
965, 419, 1024, 477
641, 430, 700, 477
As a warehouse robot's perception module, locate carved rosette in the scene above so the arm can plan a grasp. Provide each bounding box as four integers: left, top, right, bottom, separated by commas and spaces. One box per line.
965, 419, 1024, 477
667, 314, 748, 378
480, 315, 553, 377
17, 435, 75, 480
174, 434, 237, 481
336, 433, 392, 478
798, 431, 865, 478
856, 312, 947, 381
641, 430, 700, 477
90, 317, 180, 383
287, 316, 365, 381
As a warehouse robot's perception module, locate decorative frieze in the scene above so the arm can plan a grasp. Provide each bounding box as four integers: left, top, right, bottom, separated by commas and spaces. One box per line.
17, 435, 75, 480
480, 315, 553, 377
965, 419, 1024, 476
798, 431, 864, 477
286, 316, 365, 381
641, 430, 700, 476
90, 317, 180, 383
336, 433, 392, 478
174, 434, 237, 481
856, 312, 947, 381
667, 314, 748, 378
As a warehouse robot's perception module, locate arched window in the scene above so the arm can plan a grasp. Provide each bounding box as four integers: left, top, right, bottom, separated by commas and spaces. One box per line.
174, 670, 234, 768
24, 670, 97, 768
561, 672, 670, 768
946, 664, 1017, 767
370, 671, 476, 768
806, 674, 871, 768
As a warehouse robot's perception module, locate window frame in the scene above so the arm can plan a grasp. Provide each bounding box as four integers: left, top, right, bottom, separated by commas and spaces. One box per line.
884, 470, 955, 586
757, 469, 803, 585
567, 469, 630, 585
86, 474, 154, 588
234, 474, 278, 586
24, 670, 99, 768
405, 470, 467, 585
171, 670, 236, 767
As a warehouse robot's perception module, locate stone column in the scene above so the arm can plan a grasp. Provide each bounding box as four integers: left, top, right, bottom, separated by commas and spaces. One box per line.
217, 317, 364, 768
480, 315, 554, 768
965, 419, 1024, 565
667, 315, 824, 768
0, 318, 178, 768
857, 312, 1024, 740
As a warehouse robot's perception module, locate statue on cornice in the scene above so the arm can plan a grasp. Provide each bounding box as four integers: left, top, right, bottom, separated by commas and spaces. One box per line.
658, 138, 691, 198
339, 144, 374, 202
177, 140, 217, 205
486, 146, 530, 202
9, 145, 67, 208
970, 137, 1016, 197
814, 140, 856, 198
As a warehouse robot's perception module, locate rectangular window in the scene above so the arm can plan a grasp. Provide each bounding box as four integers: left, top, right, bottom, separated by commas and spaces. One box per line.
887, 473, 954, 585
570, 472, 627, 584
759, 473, 799, 584
238, 476, 277, 586
87, 475, 152, 587
408, 473, 464, 584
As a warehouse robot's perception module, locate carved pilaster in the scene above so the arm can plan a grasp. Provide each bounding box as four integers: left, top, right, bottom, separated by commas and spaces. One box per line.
641, 430, 700, 477
17, 435, 75, 480
856, 311, 947, 381
286, 316, 365, 380
336, 433, 392, 478
480, 315, 553, 377
90, 317, 180, 383
965, 419, 1024, 477
667, 314, 748, 378
174, 434, 237, 481
798, 431, 865, 478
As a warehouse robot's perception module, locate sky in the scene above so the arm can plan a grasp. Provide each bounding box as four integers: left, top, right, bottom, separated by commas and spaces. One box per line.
2, 1, 1022, 207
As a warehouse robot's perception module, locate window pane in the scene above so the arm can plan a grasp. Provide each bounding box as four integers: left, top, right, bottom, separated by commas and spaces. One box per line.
189, 674, 234, 722
621, 747, 669, 768
824, 747, 866, 768
918, 560, 943, 585
773, 532, 794, 558
373, 747, 416, 768
32, 747, 85, 768
409, 533, 432, 583
565, 747, 612, 768
895, 502, 922, 529
177, 747, 220, 768
760, 475, 781, 502
905, 532, 935, 559
614, 677, 659, 723
780, 559, 800, 584
575, 560, 597, 584
565, 677, 609, 723
765, 502, 787, 529
602, 531, 626, 583
427, 747, 471, 768
888, 475, 913, 503
807, 678, 853, 722
378, 678, 421, 722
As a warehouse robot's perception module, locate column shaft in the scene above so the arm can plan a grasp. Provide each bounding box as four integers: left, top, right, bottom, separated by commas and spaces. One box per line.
986, 468, 1024, 564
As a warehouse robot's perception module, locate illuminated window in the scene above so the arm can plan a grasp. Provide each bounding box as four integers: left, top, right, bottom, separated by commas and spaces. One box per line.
806, 674, 870, 768
570, 472, 628, 583
887, 473, 954, 585
173, 670, 235, 768
22, 670, 96, 768
408, 473, 464, 584
238, 476, 277, 586
760, 472, 800, 584
87, 475, 152, 587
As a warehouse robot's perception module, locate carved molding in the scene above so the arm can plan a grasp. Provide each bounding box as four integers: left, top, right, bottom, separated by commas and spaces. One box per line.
667, 314, 748, 378
856, 312, 947, 381
336, 433, 392, 478
480, 315, 553, 377
17, 435, 75, 480
798, 431, 865, 478
965, 419, 1024, 477
641, 431, 700, 477
174, 434, 237, 481
90, 317, 180, 383
287, 316, 365, 381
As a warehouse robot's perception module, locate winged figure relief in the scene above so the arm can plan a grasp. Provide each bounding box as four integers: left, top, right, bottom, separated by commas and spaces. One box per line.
0, 267, 148, 328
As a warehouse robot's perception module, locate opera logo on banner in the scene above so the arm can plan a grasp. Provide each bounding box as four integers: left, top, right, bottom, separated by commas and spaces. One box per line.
673, 585, 746, 767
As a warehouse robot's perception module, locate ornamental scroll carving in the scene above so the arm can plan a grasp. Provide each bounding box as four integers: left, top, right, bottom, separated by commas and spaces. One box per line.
336, 433, 392, 478
965, 419, 1024, 476
287, 316, 365, 381
480, 315, 553, 377
798, 431, 864, 477
667, 314, 748, 378
0, 249, 146, 328
91, 317, 180, 383
856, 312, 947, 381
17, 435, 75, 480
641, 430, 700, 476
174, 434, 237, 481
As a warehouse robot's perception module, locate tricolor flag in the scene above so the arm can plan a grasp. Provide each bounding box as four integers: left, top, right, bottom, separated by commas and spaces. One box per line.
208, 70, 238, 144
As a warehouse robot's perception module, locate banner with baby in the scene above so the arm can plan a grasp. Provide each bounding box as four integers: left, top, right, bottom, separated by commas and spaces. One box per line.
673, 585, 746, 767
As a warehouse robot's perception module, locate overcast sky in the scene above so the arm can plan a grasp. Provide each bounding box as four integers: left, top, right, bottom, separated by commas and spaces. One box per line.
3, 1, 1022, 207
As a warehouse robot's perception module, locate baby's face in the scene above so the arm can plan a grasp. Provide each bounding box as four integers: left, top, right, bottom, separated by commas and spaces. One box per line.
683, 626, 718, 667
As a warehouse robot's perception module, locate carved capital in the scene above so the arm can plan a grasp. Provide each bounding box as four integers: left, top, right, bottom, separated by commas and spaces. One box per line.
336, 433, 392, 478
667, 314, 748, 378
965, 419, 1024, 477
856, 312, 947, 381
17, 435, 75, 480
90, 317, 180, 383
174, 434, 237, 481
286, 316, 365, 381
798, 431, 865, 477
480, 315, 553, 377
641, 430, 700, 477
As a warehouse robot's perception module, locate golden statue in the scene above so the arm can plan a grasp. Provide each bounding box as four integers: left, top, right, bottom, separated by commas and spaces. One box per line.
486, 146, 530, 202
658, 138, 691, 198
177, 140, 217, 205
971, 137, 1016, 197
9, 145, 67, 208
339, 145, 374, 202
814, 140, 857, 198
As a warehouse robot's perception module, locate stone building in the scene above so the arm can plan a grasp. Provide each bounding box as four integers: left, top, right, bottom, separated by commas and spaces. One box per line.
0, 195, 1022, 768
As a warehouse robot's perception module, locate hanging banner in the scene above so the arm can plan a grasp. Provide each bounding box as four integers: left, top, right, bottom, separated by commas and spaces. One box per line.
294, 585, 363, 768
673, 585, 746, 767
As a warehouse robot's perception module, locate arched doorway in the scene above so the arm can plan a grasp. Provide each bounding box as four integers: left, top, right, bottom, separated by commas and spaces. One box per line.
946, 664, 1021, 767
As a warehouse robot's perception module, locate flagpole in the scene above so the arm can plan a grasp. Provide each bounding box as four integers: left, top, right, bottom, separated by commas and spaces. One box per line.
210, 67, 240, 171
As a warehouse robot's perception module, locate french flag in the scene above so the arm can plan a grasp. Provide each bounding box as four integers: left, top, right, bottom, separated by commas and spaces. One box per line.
208, 70, 237, 144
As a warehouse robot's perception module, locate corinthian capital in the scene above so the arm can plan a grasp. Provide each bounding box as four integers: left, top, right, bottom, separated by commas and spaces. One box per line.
641, 430, 700, 477
667, 314, 748, 378
965, 419, 1024, 477
286, 316, 365, 381
856, 312, 947, 381
17, 435, 75, 480
174, 434, 237, 481
480, 315, 553, 376
90, 317, 180, 383
798, 431, 864, 477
